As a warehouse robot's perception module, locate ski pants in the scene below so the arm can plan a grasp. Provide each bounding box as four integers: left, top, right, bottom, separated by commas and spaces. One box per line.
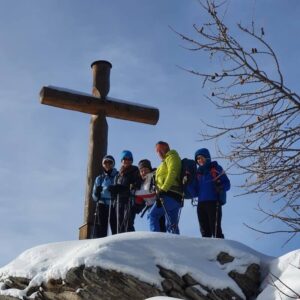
145, 207, 166, 232
148, 195, 181, 234
115, 201, 136, 233
197, 200, 224, 238
92, 202, 117, 238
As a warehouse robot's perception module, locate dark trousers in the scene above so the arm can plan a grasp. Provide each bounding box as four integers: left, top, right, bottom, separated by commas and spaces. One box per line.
92, 202, 117, 238
197, 201, 224, 238
115, 201, 136, 233
159, 215, 166, 232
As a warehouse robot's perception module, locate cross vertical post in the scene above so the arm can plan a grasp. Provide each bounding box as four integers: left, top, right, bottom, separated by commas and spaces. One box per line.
79, 61, 111, 239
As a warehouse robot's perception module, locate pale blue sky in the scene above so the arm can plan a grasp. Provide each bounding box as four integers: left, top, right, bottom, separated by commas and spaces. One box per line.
0, 0, 299, 266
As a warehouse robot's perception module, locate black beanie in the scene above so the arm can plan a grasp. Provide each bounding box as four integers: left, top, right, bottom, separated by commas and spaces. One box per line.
138, 159, 152, 171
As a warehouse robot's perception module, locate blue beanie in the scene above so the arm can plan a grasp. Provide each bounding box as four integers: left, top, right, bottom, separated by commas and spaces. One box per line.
120, 150, 133, 162
195, 148, 211, 161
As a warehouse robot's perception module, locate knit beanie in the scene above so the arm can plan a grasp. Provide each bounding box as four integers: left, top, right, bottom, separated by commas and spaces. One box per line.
138, 159, 152, 171
102, 155, 115, 167
120, 150, 133, 162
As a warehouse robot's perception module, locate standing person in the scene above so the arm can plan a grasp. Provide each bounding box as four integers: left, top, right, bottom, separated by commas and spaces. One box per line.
149, 141, 182, 234
109, 150, 139, 233
194, 148, 230, 238
135, 159, 166, 232
91, 155, 118, 238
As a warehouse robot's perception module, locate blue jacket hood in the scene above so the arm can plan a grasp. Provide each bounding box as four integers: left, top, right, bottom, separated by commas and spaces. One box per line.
194, 148, 211, 161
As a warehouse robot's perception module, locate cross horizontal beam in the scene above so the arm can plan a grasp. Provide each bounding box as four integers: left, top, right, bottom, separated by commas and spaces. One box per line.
40, 86, 159, 125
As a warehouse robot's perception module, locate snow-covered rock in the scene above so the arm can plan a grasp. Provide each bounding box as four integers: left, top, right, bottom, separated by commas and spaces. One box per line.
0, 232, 299, 300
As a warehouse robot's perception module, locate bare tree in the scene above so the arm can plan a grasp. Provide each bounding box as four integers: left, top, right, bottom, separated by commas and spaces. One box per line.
175, 0, 300, 238
269, 270, 300, 299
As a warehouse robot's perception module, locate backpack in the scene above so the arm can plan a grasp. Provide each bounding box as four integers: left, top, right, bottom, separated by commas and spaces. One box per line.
180, 158, 197, 199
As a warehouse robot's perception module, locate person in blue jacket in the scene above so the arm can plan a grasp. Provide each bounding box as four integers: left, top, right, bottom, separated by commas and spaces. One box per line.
92, 155, 118, 238
193, 148, 230, 238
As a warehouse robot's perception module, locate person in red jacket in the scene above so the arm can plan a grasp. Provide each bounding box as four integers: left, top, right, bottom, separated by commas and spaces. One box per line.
134, 159, 166, 232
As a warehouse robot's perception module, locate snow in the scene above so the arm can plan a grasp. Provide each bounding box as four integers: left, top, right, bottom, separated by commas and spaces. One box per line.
0, 232, 299, 300
258, 250, 300, 299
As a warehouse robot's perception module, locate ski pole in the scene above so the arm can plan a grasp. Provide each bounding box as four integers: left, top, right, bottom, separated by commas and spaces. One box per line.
214, 201, 219, 238
121, 202, 129, 232
125, 185, 135, 232
116, 193, 120, 234
92, 201, 100, 238
159, 197, 175, 233
140, 205, 150, 218
125, 201, 131, 232
177, 206, 182, 231
107, 198, 112, 236
176, 196, 184, 232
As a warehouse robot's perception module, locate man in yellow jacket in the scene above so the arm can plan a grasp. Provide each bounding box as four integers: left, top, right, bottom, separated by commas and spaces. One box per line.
149, 141, 182, 234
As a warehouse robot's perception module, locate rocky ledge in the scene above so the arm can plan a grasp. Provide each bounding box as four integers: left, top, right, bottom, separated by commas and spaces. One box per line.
0, 251, 261, 300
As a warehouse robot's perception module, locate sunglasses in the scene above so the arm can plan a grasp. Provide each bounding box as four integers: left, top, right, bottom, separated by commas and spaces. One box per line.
123, 157, 132, 161
103, 160, 113, 165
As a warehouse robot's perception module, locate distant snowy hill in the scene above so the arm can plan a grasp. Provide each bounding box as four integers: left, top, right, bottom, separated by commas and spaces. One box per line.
0, 232, 299, 299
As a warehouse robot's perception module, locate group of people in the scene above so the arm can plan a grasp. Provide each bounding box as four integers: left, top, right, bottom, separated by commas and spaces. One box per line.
91, 141, 230, 239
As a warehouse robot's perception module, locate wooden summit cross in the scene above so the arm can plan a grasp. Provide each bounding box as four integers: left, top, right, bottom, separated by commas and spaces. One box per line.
40, 60, 159, 239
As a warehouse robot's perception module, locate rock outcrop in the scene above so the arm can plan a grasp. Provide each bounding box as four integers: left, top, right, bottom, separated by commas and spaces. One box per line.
0, 251, 261, 300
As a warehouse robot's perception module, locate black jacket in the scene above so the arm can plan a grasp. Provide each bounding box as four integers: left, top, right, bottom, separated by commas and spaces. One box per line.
113, 165, 140, 203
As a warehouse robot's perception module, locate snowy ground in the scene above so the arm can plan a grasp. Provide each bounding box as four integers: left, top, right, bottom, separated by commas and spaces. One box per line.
0, 232, 299, 299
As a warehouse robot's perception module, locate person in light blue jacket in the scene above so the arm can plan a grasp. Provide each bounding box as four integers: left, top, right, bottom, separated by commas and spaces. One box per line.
92, 155, 118, 238
193, 148, 230, 239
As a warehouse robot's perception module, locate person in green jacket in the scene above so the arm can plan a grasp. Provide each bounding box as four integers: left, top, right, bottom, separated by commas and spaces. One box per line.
149, 141, 182, 234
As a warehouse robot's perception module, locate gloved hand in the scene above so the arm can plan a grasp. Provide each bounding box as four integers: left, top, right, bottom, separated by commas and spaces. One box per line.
108, 185, 118, 195
182, 171, 191, 185
156, 189, 166, 200
130, 183, 138, 191
108, 184, 129, 196
214, 180, 223, 194
155, 189, 165, 208
95, 185, 103, 199
182, 174, 189, 185
156, 197, 162, 208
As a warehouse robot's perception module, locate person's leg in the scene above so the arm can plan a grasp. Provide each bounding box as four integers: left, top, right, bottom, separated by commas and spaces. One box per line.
126, 204, 136, 232
197, 202, 212, 237
207, 201, 224, 238
91, 202, 100, 238
116, 202, 125, 233
161, 196, 181, 234
216, 204, 224, 238
109, 202, 118, 235
159, 215, 166, 232
97, 203, 109, 238
167, 206, 180, 234
148, 202, 165, 232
